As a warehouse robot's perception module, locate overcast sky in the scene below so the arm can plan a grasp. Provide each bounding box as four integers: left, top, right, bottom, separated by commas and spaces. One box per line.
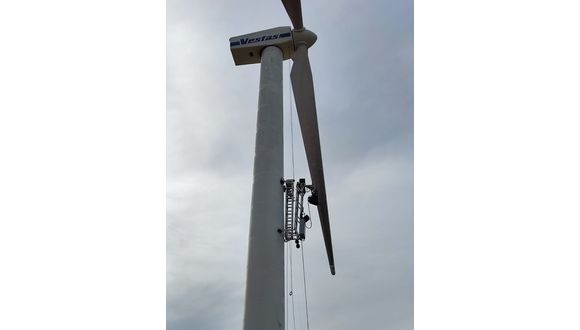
167, 0, 413, 329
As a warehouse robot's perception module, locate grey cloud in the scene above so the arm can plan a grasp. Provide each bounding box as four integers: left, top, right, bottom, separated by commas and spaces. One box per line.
167, 282, 244, 330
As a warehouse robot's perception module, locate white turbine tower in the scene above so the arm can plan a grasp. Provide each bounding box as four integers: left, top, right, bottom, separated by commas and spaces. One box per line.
229, 1, 335, 329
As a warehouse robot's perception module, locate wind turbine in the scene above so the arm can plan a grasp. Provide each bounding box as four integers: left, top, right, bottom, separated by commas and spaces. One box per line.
229, 1, 335, 329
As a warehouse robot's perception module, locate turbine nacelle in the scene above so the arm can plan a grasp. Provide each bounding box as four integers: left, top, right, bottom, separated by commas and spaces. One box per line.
229, 26, 316, 66
229, 26, 294, 66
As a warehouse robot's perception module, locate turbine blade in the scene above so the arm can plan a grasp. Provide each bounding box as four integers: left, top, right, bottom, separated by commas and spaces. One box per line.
291, 45, 335, 275
281, 0, 304, 30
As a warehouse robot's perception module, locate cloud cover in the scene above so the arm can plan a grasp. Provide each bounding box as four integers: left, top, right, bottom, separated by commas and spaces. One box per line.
167, 0, 413, 329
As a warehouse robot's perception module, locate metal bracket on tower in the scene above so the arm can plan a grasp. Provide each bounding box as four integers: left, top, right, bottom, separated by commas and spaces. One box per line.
282, 178, 312, 247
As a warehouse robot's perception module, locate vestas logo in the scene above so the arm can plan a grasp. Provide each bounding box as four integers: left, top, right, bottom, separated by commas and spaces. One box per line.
230, 32, 291, 47
241, 34, 279, 44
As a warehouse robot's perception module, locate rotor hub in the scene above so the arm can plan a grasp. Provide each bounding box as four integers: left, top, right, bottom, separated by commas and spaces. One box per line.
292, 28, 317, 49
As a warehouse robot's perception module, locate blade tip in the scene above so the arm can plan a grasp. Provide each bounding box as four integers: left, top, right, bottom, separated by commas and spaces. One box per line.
330, 265, 336, 275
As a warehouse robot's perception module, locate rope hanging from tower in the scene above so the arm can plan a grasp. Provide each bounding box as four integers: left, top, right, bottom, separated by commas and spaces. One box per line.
283, 59, 313, 330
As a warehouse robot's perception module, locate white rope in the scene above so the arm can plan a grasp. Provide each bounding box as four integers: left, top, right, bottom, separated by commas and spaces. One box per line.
289, 245, 296, 330
301, 242, 311, 330
288, 60, 295, 179
286, 59, 297, 330
285, 243, 289, 330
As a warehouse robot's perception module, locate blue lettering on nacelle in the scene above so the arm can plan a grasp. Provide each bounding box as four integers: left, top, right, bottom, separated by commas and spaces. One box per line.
230, 32, 292, 47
